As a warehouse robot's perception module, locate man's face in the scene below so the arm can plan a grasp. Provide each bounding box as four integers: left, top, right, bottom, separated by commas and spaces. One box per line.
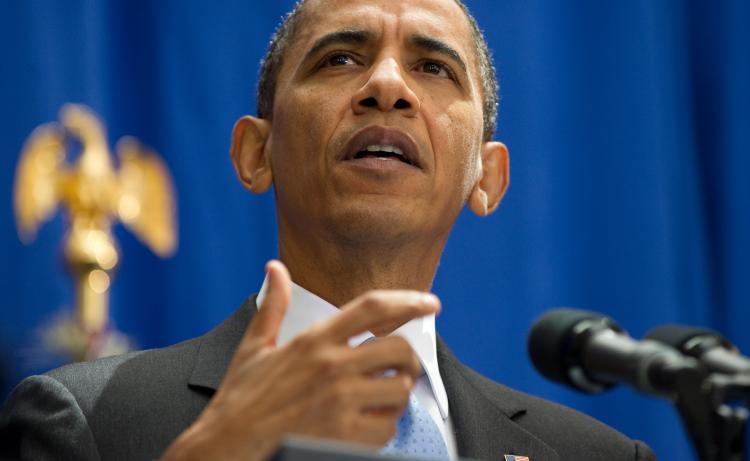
268, 0, 487, 244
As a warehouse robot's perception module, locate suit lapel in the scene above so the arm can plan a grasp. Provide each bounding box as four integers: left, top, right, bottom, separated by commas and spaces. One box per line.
187, 296, 257, 393
437, 337, 559, 461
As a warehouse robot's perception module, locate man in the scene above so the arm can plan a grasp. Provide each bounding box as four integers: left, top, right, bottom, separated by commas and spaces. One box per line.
1, 0, 657, 460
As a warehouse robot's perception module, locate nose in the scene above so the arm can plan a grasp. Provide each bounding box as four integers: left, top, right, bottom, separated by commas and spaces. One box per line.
351, 57, 420, 117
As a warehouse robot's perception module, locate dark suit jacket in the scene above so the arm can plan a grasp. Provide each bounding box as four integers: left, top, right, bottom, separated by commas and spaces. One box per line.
1, 297, 657, 461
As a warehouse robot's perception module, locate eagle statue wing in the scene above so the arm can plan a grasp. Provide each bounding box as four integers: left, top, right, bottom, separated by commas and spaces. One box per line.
14, 123, 66, 242
115, 137, 177, 257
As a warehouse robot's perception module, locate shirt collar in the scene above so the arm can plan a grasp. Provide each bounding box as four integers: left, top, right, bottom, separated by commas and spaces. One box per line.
256, 275, 450, 420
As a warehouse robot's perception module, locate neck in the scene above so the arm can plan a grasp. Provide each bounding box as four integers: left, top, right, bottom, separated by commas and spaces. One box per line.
278, 222, 448, 308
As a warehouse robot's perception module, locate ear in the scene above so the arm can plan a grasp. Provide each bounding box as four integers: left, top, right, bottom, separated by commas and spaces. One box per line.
230, 116, 273, 193
467, 141, 510, 216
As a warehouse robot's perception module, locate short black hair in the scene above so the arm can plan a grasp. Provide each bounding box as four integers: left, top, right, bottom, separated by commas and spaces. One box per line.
256, 0, 498, 141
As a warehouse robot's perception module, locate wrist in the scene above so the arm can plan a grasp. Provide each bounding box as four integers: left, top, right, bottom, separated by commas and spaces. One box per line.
160, 409, 277, 461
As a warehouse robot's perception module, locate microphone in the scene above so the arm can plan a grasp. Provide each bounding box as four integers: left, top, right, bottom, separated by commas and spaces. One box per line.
645, 325, 750, 376
527, 308, 701, 396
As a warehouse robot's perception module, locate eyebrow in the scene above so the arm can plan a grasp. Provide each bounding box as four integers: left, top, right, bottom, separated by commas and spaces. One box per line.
409, 34, 467, 73
303, 29, 373, 62
302, 29, 468, 75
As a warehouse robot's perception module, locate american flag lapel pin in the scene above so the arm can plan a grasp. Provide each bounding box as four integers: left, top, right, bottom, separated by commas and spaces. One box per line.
504, 456, 530, 461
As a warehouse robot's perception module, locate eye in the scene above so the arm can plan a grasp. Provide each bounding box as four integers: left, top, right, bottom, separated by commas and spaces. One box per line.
417, 60, 453, 79
320, 52, 359, 68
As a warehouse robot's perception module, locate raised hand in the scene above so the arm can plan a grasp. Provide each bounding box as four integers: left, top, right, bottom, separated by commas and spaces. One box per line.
162, 260, 440, 461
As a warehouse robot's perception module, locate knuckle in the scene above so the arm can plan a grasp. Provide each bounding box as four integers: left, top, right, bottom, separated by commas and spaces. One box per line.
411, 358, 422, 375
361, 291, 380, 310
392, 337, 416, 359
232, 340, 269, 367
313, 348, 344, 378
391, 335, 411, 351
359, 290, 385, 310
399, 375, 412, 394
290, 330, 317, 351
235, 338, 260, 356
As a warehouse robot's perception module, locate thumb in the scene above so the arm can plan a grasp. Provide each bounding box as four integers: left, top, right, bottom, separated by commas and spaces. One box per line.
247, 260, 292, 346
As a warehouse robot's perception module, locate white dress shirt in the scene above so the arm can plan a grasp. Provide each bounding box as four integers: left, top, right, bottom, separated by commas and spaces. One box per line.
256, 277, 458, 459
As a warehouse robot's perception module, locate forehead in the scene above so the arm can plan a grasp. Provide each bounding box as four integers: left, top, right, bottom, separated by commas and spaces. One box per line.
294, 0, 475, 61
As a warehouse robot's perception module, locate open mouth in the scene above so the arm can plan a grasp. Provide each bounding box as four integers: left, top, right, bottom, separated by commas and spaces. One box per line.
352, 144, 414, 166
341, 126, 422, 169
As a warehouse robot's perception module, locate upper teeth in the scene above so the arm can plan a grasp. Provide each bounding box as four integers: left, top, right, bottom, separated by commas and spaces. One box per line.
365, 145, 403, 156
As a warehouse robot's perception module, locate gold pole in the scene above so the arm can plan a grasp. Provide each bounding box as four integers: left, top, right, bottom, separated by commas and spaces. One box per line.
77, 269, 111, 334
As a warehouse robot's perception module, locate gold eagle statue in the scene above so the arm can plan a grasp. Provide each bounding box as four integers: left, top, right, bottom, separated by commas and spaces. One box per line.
13, 104, 177, 360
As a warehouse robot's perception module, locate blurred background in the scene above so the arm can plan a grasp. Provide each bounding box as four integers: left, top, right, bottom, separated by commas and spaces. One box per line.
1, 0, 748, 459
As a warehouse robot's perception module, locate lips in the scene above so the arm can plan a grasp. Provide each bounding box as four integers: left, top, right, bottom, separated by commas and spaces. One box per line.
340, 126, 422, 169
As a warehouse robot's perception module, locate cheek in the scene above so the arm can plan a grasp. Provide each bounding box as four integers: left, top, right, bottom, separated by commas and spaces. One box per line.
428, 102, 483, 200
271, 87, 341, 184
273, 90, 318, 154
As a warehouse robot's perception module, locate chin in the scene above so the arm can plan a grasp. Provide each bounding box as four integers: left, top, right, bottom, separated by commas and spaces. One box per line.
323, 200, 421, 244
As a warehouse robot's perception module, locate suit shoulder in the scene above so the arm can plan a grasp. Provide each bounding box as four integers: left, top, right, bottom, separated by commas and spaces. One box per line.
44, 336, 202, 415
2, 302, 252, 460
1, 374, 102, 460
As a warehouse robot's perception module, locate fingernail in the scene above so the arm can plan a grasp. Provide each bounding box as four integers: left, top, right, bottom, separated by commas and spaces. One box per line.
421, 293, 440, 309
265, 259, 279, 272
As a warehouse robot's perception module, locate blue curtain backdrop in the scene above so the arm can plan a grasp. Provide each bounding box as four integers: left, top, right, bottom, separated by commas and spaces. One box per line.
1, 1, 748, 459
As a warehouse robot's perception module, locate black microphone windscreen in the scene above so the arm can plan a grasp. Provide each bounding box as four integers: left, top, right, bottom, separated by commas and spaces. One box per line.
527, 308, 608, 386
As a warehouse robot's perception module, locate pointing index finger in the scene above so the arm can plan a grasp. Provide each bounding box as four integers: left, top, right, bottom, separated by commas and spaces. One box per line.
321, 290, 440, 343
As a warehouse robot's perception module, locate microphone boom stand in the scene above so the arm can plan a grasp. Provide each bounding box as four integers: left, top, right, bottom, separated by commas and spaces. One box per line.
670, 366, 749, 461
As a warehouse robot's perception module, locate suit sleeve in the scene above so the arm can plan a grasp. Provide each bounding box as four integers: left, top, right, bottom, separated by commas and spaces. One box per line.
0, 375, 101, 461
635, 440, 658, 461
